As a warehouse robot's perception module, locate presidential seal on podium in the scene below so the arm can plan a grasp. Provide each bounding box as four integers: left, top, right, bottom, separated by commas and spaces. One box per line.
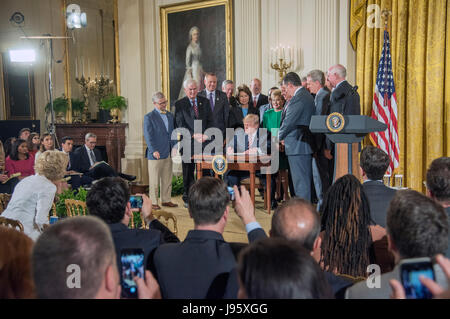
326, 112, 346, 133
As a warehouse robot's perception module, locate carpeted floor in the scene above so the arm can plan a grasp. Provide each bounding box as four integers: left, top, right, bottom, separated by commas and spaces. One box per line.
156, 195, 274, 243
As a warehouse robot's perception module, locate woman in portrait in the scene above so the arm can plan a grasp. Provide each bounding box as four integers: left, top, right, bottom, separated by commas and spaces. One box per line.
1, 151, 69, 241
34, 132, 55, 164
228, 84, 258, 130
5, 139, 35, 180
178, 26, 204, 99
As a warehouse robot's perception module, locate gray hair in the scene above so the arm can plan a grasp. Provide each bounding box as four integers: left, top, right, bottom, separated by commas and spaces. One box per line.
183, 78, 198, 89
152, 92, 165, 103
32, 216, 117, 298
329, 64, 347, 79
222, 79, 234, 89
85, 132, 96, 141
189, 26, 200, 41
307, 70, 325, 87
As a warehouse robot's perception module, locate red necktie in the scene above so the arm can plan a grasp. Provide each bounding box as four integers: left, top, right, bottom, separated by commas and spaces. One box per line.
192, 99, 199, 118
253, 97, 258, 108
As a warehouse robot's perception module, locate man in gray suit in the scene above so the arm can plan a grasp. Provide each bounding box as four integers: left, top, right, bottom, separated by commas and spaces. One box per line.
345, 190, 449, 299
278, 72, 315, 201
198, 72, 230, 140
360, 146, 397, 228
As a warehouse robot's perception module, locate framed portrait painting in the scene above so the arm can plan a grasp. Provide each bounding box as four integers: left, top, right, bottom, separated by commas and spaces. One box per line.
160, 0, 234, 107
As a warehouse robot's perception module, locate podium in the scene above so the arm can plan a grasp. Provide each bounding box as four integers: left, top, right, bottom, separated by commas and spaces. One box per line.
310, 114, 387, 181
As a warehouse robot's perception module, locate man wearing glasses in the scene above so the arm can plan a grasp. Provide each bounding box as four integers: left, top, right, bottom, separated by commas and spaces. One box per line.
144, 92, 178, 210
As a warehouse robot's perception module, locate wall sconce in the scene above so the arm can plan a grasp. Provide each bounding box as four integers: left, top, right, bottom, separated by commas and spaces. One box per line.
270, 45, 293, 83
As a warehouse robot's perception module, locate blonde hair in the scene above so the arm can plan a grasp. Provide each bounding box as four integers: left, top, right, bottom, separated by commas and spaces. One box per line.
244, 114, 259, 126
34, 150, 69, 182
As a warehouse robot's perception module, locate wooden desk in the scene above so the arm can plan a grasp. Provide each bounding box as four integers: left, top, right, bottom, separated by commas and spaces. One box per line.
193, 155, 272, 214
55, 123, 127, 173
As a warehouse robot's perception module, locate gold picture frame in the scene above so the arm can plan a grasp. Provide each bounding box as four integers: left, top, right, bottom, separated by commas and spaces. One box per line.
160, 0, 234, 108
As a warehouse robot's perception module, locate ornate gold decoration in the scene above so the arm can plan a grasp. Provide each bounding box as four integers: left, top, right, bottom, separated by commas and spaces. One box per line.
326, 112, 345, 133
65, 199, 87, 217
109, 107, 120, 124
212, 155, 228, 175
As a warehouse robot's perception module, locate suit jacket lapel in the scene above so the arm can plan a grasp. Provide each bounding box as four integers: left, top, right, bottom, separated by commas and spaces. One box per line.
153, 109, 168, 132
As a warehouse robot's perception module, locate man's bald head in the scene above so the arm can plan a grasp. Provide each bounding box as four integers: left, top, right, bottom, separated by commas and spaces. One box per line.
270, 198, 320, 251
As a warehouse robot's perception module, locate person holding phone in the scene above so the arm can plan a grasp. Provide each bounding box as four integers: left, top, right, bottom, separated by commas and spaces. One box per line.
32, 216, 161, 299
345, 190, 449, 299
86, 177, 179, 298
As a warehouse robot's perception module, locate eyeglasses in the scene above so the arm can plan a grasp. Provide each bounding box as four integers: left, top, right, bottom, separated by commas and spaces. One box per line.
156, 101, 167, 106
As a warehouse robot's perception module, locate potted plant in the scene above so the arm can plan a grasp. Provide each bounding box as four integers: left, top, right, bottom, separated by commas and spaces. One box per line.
71, 98, 85, 122
99, 94, 127, 123
54, 187, 88, 218
45, 96, 69, 123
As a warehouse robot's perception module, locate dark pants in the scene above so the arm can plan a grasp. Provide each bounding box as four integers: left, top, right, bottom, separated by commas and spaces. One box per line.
86, 163, 118, 180
182, 162, 196, 203
67, 174, 94, 190
0, 177, 19, 194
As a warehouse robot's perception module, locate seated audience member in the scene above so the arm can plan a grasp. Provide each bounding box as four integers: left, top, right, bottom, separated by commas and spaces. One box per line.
270, 198, 353, 298
320, 174, 393, 277
359, 146, 396, 227
0, 139, 19, 194
61, 136, 93, 190
3, 137, 16, 158
346, 190, 449, 299
151, 177, 266, 299
18, 128, 31, 141
72, 133, 135, 182
26, 132, 40, 157
426, 157, 450, 257
237, 238, 333, 299
228, 84, 258, 130
2, 151, 68, 241
5, 139, 35, 180
86, 177, 179, 285
0, 227, 35, 298
34, 132, 55, 164
32, 216, 161, 299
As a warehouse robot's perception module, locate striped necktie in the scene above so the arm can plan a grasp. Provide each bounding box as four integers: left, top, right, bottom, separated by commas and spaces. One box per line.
192, 99, 199, 118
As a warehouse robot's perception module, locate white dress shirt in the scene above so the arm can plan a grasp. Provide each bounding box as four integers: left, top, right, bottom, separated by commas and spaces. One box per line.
2, 174, 56, 241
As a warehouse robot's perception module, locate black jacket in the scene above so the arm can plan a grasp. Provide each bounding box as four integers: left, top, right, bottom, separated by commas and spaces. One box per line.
249, 94, 269, 110
363, 180, 397, 228
228, 105, 259, 130
329, 81, 361, 115
72, 146, 102, 174
198, 90, 230, 136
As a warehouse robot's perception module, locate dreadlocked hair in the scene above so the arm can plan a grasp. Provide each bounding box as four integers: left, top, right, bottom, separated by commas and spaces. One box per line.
320, 174, 373, 277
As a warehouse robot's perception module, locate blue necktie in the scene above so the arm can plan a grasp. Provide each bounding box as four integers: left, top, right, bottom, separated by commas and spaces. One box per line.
209, 92, 215, 111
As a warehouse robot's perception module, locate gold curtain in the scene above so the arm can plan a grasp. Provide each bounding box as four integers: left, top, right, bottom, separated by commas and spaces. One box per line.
351, 0, 450, 192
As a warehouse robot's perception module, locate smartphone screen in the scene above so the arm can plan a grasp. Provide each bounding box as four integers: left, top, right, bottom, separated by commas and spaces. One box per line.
400, 261, 435, 299
120, 248, 145, 299
129, 195, 143, 209
227, 186, 235, 201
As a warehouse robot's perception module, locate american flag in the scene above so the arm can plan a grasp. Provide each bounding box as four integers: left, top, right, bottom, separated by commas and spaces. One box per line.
370, 30, 399, 175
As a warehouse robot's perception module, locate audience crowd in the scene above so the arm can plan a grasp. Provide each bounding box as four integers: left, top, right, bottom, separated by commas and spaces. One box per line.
0, 70, 449, 300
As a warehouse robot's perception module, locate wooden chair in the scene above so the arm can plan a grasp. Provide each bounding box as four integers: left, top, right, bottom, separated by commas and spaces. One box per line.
0, 216, 24, 232
153, 210, 178, 237
0, 193, 12, 214
64, 199, 88, 217
240, 177, 270, 211
129, 211, 146, 229
335, 273, 367, 284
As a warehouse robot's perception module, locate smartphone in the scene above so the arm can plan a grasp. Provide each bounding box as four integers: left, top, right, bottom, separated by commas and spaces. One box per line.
120, 248, 145, 299
129, 195, 143, 209
227, 186, 235, 201
400, 258, 435, 299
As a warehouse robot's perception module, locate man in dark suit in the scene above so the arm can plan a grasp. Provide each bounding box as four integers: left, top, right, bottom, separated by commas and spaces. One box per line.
86, 177, 179, 298
71, 132, 135, 182
222, 79, 237, 108
249, 78, 269, 110
359, 146, 396, 228
144, 92, 178, 210
279, 72, 315, 201
61, 136, 93, 189
307, 70, 332, 208
150, 177, 265, 299
425, 157, 450, 257
198, 73, 230, 139
174, 78, 214, 207
327, 64, 361, 115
